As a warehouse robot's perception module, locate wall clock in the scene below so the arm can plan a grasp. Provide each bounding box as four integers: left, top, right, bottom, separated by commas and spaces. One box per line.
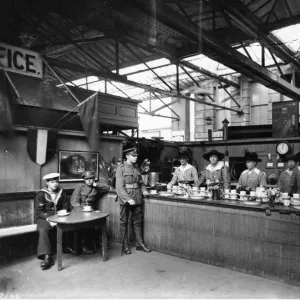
275, 141, 291, 155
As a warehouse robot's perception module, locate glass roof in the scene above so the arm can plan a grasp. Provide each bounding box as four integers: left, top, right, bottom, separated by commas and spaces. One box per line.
66, 24, 300, 102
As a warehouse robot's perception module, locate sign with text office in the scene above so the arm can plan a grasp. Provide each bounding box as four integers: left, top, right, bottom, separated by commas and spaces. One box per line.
0, 42, 43, 78
272, 101, 299, 137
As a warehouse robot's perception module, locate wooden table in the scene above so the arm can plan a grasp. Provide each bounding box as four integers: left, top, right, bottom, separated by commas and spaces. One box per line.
48, 210, 109, 271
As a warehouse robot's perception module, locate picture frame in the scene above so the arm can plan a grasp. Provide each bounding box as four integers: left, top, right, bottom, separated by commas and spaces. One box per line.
58, 150, 99, 182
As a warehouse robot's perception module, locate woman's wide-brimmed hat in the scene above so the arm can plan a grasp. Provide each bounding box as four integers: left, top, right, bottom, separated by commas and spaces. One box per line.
244, 152, 262, 162
203, 150, 225, 161
177, 151, 191, 159
282, 153, 299, 162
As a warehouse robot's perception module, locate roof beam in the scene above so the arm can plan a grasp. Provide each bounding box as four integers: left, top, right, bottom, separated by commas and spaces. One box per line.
218, 0, 300, 71
124, 0, 300, 99
45, 56, 242, 114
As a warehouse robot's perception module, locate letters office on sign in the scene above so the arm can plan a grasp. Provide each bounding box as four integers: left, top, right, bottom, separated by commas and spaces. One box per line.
0, 42, 43, 78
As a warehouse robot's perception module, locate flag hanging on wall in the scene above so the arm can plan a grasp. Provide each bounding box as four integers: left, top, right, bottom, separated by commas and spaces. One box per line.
27, 129, 57, 165
78, 92, 100, 151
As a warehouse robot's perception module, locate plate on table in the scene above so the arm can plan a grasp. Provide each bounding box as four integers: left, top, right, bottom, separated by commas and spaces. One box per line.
82, 209, 93, 212
293, 205, 300, 210
159, 192, 174, 197
244, 201, 260, 206
57, 212, 70, 217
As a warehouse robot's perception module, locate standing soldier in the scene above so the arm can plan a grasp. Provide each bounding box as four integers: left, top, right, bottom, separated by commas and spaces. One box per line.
71, 170, 110, 254
115, 148, 151, 255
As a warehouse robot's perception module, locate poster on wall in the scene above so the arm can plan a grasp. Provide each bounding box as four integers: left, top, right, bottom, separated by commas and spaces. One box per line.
272, 101, 299, 137
58, 150, 99, 182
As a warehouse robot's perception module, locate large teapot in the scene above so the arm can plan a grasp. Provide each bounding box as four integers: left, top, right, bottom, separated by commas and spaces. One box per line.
149, 172, 160, 187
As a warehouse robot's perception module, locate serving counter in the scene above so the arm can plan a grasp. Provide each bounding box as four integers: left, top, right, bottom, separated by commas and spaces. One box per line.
99, 192, 300, 286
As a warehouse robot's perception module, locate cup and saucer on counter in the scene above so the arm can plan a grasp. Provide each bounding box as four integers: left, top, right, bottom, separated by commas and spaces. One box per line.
291, 194, 300, 208
223, 188, 230, 199
229, 189, 237, 200
149, 189, 158, 195
57, 209, 69, 217
238, 191, 248, 201
82, 205, 93, 212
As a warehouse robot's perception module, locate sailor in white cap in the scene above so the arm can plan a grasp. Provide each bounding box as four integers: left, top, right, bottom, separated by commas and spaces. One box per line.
35, 172, 70, 270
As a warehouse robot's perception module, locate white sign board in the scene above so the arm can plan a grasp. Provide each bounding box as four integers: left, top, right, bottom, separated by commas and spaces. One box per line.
0, 42, 43, 78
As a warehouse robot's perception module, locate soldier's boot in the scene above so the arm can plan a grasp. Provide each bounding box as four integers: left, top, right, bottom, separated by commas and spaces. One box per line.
120, 226, 131, 255
134, 226, 151, 253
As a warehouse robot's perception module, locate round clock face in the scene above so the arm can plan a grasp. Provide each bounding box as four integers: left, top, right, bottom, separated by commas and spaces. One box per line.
276, 142, 290, 155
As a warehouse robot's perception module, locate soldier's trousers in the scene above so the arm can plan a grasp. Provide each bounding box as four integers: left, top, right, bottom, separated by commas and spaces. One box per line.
120, 204, 143, 245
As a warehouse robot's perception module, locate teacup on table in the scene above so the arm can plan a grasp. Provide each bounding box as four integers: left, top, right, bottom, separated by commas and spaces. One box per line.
200, 187, 206, 192
283, 199, 291, 207
83, 205, 92, 211
192, 187, 199, 191
150, 189, 157, 194
240, 191, 246, 196
58, 209, 67, 215
282, 192, 289, 198
293, 193, 300, 199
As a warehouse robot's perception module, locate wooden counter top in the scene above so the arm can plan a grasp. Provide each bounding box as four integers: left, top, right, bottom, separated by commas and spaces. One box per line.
147, 194, 300, 215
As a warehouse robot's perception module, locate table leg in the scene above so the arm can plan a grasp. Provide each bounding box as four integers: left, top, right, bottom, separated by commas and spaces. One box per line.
73, 231, 80, 256
57, 226, 63, 271
102, 219, 107, 262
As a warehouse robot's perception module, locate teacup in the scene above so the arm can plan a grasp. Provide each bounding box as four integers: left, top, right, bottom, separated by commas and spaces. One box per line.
224, 194, 229, 199
293, 193, 300, 199
250, 191, 256, 197
283, 199, 290, 207
282, 192, 289, 198
240, 191, 246, 196
192, 187, 199, 191
230, 195, 237, 200
224, 189, 230, 194
200, 187, 206, 192
83, 205, 92, 211
150, 190, 157, 194
231, 189, 237, 194
58, 209, 67, 215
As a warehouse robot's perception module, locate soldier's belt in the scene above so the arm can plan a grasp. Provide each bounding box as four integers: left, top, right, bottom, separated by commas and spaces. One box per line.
125, 183, 139, 189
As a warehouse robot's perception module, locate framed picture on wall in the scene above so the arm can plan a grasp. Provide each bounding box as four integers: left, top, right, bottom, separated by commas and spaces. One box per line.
58, 150, 99, 182
272, 101, 299, 137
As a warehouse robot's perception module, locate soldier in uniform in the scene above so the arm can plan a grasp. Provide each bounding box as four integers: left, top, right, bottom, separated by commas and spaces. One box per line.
115, 148, 151, 255
71, 170, 110, 254
237, 152, 267, 191
35, 173, 70, 270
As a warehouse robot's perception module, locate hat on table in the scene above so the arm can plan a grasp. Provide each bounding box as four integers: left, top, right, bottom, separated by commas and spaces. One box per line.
82, 170, 95, 179
123, 148, 138, 156
203, 150, 225, 161
42, 173, 60, 181
244, 151, 262, 162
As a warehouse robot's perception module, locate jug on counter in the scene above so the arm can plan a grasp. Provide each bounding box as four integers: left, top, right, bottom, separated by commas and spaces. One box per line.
149, 172, 160, 187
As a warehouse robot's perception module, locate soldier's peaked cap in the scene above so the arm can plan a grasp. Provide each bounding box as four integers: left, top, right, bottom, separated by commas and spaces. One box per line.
82, 170, 95, 179
123, 147, 138, 156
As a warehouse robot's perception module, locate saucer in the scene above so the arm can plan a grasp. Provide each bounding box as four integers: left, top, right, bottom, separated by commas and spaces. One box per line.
149, 192, 158, 195
190, 196, 205, 200
293, 205, 300, 210
159, 192, 174, 197
82, 209, 93, 212
57, 212, 70, 217
229, 197, 238, 200
244, 201, 260, 206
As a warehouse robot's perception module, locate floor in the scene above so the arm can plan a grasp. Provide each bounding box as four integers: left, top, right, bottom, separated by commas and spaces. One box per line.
1, 243, 300, 299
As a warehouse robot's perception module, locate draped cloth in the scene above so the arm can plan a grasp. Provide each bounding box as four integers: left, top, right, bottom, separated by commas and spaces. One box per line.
78, 92, 100, 151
